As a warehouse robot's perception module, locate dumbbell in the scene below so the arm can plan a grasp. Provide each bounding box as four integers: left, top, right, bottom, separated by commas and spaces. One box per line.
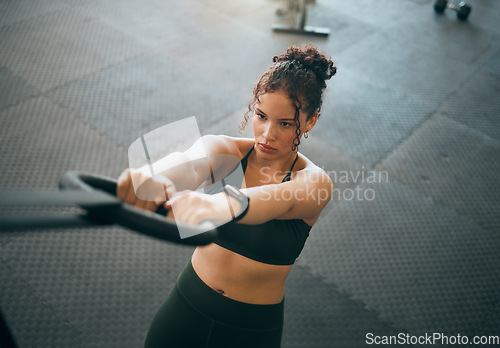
434, 0, 471, 21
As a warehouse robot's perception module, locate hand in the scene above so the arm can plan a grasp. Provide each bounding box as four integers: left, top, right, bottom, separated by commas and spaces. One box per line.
116, 168, 176, 212
165, 191, 240, 226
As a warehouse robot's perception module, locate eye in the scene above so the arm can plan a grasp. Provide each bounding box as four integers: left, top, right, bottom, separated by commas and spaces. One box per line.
256, 113, 266, 120
280, 122, 292, 127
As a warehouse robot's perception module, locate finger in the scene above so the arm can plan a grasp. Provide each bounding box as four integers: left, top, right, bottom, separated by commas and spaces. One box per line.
124, 178, 139, 205
154, 195, 166, 206
166, 196, 188, 221
135, 198, 149, 211
157, 177, 177, 201
164, 200, 172, 210
116, 169, 131, 200
166, 209, 175, 220
136, 193, 160, 211
164, 190, 180, 211
117, 168, 130, 181
143, 200, 158, 212
165, 184, 175, 202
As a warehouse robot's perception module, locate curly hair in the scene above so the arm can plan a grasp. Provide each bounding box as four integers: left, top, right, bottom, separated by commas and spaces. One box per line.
240, 44, 337, 151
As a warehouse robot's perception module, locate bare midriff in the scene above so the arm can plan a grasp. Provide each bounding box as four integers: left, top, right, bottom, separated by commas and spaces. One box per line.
191, 243, 293, 305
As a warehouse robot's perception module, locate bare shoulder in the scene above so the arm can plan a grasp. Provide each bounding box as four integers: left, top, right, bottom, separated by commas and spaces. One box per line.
202, 135, 253, 157
293, 153, 333, 190
230, 136, 254, 158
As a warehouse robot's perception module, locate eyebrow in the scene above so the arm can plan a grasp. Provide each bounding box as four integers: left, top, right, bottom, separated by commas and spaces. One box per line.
256, 108, 295, 121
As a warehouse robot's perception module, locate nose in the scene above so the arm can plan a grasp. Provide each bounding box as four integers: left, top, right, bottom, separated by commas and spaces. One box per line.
263, 122, 277, 140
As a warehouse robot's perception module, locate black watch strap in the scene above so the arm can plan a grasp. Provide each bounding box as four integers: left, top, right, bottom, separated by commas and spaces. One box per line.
223, 184, 249, 221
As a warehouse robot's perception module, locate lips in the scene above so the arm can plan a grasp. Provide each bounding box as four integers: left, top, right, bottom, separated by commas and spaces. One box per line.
259, 143, 276, 150
258, 143, 277, 152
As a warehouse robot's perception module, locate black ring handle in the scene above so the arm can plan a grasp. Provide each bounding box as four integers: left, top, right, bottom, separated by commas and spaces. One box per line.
59, 171, 218, 246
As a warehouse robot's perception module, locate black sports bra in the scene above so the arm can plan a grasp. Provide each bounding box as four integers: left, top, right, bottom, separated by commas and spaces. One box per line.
210, 146, 312, 265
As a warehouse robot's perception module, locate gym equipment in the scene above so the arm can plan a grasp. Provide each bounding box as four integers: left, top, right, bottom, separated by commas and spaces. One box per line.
0, 171, 231, 348
0, 117, 246, 242
434, 0, 472, 21
273, 0, 330, 36
0, 171, 229, 245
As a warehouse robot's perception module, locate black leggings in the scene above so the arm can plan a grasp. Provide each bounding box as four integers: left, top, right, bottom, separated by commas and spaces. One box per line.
144, 260, 284, 348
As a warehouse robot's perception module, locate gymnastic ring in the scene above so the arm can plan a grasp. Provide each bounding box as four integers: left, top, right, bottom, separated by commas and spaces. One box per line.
59, 171, 218, 246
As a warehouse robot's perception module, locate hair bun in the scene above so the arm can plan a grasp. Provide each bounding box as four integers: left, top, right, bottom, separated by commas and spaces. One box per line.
273, 44, 337, 81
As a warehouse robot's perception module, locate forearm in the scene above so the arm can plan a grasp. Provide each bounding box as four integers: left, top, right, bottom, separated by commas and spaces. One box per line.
154, 153, 209, 191
234, 173, 332, 224
166, 184, 293, 227
136, 152, 210, 192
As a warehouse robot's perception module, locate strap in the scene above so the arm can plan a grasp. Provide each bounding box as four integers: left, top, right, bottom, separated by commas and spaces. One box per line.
241, 145, 297, 182
282, 154, 299, 182
241, 145, 254, 173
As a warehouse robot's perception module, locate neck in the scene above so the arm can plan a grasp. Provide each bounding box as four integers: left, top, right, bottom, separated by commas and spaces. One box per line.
249, 146, 297, 176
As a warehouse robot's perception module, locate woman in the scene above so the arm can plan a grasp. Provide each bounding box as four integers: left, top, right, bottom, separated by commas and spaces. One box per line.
117, 44, 336, 348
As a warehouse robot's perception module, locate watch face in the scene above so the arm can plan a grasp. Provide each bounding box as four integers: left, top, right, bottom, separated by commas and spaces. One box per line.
225, 184, 241, 197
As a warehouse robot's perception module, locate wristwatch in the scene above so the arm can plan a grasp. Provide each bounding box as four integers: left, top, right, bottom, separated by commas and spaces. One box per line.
223, 184, 249, 221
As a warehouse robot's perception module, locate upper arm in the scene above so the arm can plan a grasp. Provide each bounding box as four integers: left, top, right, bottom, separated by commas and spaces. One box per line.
274, 169, 333, 220
180, 135, 246, 187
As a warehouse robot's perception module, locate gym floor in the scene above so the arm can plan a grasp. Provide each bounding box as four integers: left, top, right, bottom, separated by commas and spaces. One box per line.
1, 0, 499, 347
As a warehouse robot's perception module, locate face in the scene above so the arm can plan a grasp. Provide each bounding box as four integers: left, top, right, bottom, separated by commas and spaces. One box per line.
251, 91, 317, 159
